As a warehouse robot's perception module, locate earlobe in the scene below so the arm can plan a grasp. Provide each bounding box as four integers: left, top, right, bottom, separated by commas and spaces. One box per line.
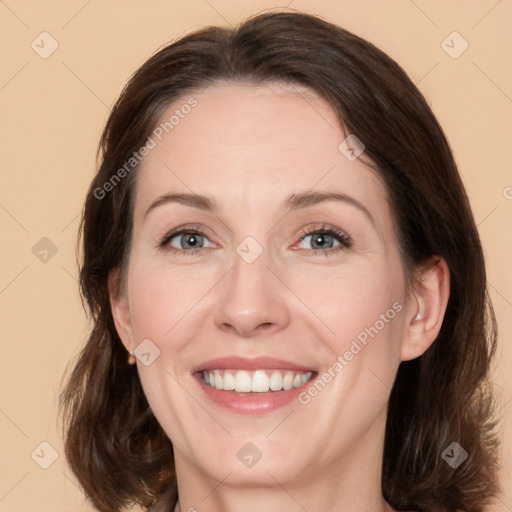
401, 257, 450, 361
108, 268, 134, 353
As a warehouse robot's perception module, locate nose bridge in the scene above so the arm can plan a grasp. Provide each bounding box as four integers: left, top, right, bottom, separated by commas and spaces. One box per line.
213, 239, 289, 336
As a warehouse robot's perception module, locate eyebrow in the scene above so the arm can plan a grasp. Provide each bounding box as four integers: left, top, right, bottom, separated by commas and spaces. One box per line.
144, 190, 375, 226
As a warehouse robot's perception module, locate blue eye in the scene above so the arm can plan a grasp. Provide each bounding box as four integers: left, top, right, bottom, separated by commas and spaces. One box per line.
301, 232, 338, 250
296, 225, 352, 256
158, 224, 352, 257
160, 228, 213, 254
171, 232, 205, 249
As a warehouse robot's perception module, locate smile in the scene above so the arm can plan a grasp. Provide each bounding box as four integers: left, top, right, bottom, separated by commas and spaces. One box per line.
201, 369, 314, 393
191, 356, 318, 414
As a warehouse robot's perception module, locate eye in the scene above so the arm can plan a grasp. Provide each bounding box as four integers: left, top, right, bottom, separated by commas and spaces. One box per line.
294, 224, 352, 256
158, 226, 215, 255
158, 223, 352, 257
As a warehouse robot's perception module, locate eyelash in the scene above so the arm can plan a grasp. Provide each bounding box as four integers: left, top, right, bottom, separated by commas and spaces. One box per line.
158, 224, 353, 257
296, 224, 353, 256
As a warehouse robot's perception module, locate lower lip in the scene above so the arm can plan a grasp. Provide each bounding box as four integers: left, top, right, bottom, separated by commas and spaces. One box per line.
193, 372, 317, 415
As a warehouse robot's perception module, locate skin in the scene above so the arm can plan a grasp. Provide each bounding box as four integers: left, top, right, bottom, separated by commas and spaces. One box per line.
110, 82, 450, 512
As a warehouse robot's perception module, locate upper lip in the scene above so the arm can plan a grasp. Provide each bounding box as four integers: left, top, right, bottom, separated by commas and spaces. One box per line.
191, 356, 316, 373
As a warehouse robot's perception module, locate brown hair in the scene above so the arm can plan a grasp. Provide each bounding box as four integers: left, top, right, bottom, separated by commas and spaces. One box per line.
59, 10, 501, 512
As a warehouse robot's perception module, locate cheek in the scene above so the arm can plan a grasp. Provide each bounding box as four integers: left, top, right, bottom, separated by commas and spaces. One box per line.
287, 260, 407, 415
126, 256, 212, 343
289, 264, 406, 438
288, 259, 405, 347
125, 259, 212, 445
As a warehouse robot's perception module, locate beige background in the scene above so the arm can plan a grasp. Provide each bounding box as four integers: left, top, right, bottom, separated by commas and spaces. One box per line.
0, 1, 510, 510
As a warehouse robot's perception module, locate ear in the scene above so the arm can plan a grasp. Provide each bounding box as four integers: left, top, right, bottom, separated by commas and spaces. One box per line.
401, 257, 450, 361
108, 268, 134, 354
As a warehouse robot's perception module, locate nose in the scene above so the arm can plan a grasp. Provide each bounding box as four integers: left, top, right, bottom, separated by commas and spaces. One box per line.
214, 247, 290, 338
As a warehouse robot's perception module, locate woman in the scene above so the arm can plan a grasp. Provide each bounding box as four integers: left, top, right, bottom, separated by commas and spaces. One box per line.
59, 10, 501, 512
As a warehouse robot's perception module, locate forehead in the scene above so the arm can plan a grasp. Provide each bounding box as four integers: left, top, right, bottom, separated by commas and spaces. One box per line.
133, 81, 391, 227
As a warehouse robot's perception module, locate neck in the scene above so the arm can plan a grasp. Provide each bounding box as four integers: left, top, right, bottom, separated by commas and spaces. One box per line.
173, 486, 393, 512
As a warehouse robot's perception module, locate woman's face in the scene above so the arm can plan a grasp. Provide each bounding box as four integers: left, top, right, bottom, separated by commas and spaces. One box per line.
112, 82, 418, 488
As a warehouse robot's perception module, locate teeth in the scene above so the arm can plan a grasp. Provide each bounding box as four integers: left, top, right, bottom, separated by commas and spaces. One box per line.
269, 370, 283, 391
234, 370, 252, 392
201, 369, 313, 393
215, 371, 223, 390
223, 371, 235, 390
283, 372, 294, 390
251, 371, 269, 392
